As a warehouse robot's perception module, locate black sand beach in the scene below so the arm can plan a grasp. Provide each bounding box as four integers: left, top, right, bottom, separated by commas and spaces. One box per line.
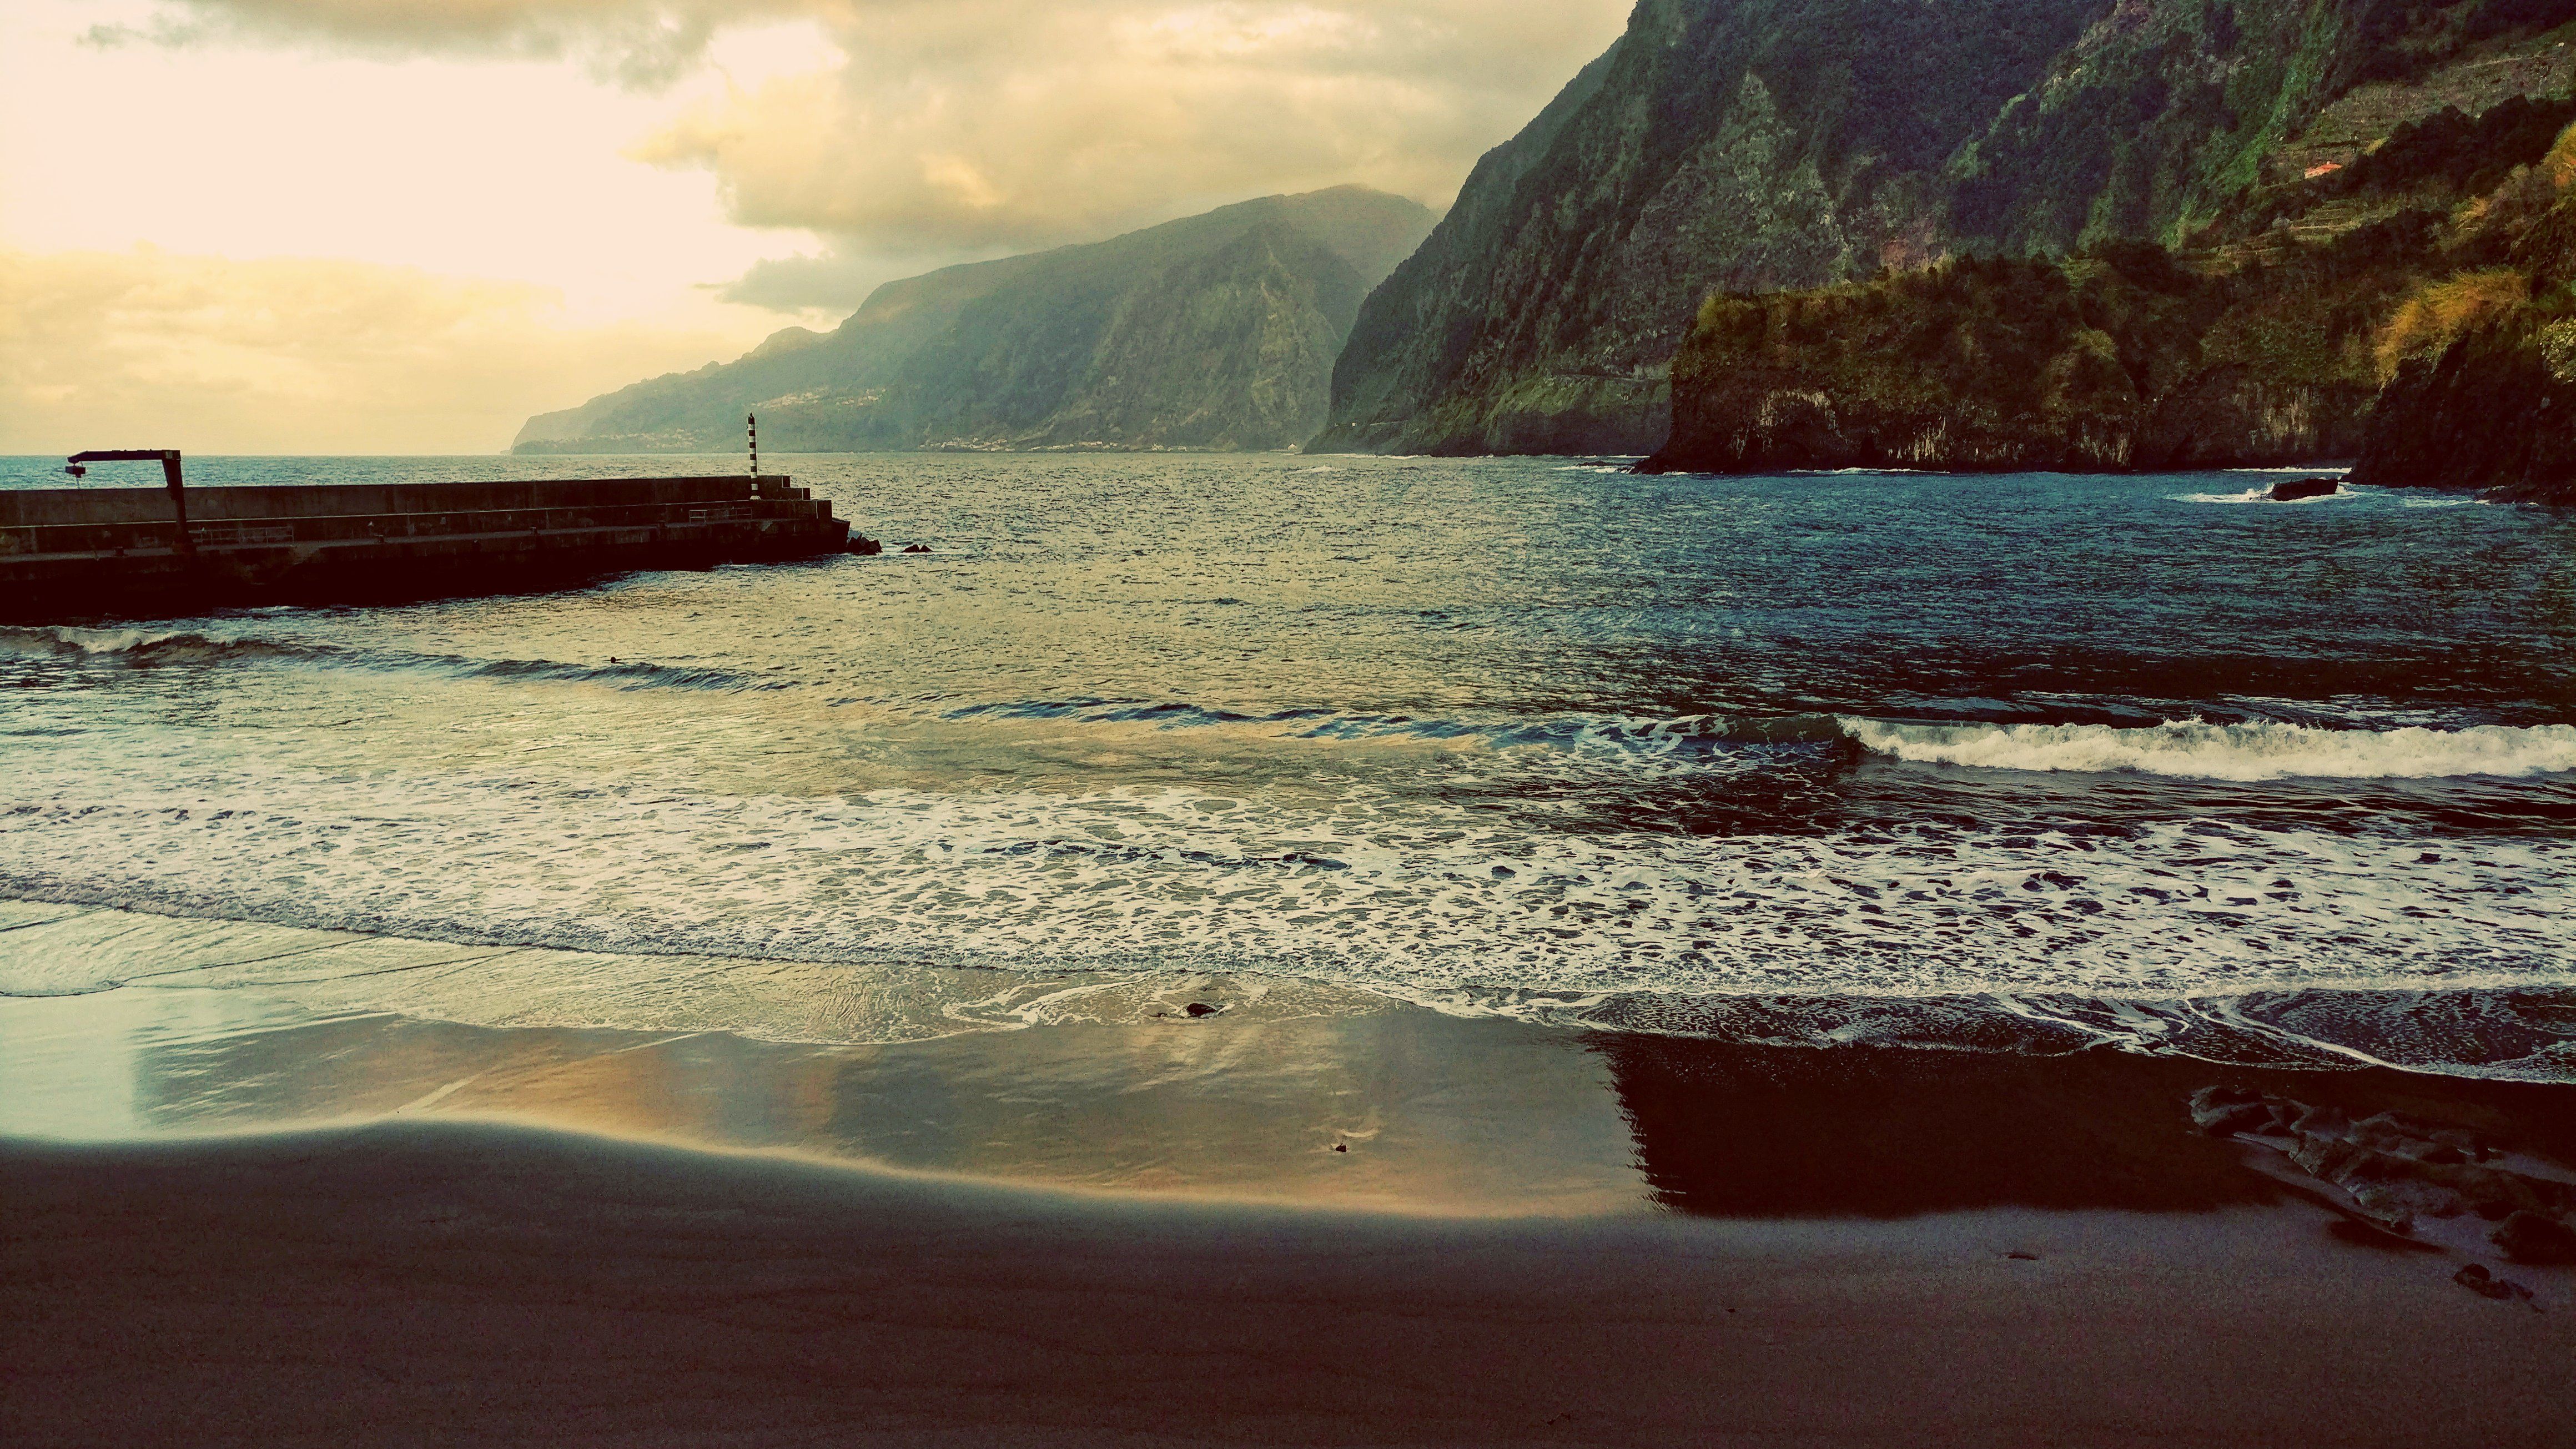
7, 1008, 2575, 1447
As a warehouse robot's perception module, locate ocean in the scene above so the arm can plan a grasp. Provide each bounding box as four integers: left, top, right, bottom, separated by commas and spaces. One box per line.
3, 451, 2573, 1088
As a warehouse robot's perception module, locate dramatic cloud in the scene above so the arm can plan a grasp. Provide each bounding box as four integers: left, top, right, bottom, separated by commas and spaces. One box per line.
92, 0, 809, 88
119, 0, 1630, 275
0, 248, 767, 454
12, 0, 1632, 450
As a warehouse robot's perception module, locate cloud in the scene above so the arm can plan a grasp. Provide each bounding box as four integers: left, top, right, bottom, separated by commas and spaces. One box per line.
653, 1, 1628, 251
123, 0, 808, 88
124, 0, 1628, 250
0, 247, 767, 453
716, 246, 978, 313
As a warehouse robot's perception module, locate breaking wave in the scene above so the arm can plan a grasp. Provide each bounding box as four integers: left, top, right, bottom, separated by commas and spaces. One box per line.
0, 625, 777, 693
1842, 717, 2576, 782
12, 621, 2570, 786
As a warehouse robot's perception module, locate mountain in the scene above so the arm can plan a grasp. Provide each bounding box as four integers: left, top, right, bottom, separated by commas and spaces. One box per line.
1315, 0, 2576, 457
515, 187, 1436, 455
1644, 52, 2576, 479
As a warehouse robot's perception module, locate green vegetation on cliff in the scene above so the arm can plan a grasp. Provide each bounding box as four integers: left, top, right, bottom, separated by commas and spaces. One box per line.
1318, 0, 2575, 458
1648, 10, 2576, 484
515, 187, 1433, 455
2349, 124, 2576, 501
1644, 228, 2428, 472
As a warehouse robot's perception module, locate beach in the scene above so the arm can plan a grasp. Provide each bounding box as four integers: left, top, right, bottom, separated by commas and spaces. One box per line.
8, 970, 2576, 1446
8, 1103, 2574, 1447
6, 453, 2573, 1444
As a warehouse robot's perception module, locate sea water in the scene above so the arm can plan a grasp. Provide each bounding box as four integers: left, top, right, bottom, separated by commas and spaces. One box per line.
3, 452, 2571, 1080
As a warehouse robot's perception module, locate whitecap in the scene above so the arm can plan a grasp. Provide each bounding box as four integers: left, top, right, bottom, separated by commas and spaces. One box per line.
1840, 717, 2576, 782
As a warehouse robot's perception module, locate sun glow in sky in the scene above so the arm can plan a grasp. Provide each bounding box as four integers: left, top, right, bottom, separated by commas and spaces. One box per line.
0, 0, 1627, 453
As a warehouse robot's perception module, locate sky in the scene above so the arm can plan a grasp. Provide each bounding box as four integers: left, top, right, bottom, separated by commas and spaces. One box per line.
1, 0, 1631, 454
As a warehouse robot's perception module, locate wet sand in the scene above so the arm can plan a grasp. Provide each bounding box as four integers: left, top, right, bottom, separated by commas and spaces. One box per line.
6, 1111, 2575, 1446
8, 971, 2576, 1446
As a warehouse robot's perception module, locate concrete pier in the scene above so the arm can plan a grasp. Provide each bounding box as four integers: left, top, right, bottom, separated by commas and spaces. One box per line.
0, 475, 852, 621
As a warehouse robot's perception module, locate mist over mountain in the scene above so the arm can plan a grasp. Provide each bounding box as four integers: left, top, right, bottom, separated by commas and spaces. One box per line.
1316, 0, 2576, 458
515, 187, 1435, 455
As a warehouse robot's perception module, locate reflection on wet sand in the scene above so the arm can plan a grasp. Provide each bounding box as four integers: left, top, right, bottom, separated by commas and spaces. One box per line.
0, 989, 1643, 1214
8, 982, 2576, 1224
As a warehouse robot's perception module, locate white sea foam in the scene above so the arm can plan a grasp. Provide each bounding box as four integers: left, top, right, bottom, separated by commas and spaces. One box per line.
3, 762, 2569, 1007
2167, 486, 2358, 505
1842, 718, 2576, 781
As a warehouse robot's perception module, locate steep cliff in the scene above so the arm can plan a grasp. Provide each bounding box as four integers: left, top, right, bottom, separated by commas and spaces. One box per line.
1317, 0, 2576, 457
2352, 311, 2576, 502
2348, 167, 2576, 502
1646, 7, 2576, 476
515, 187, 1433, 454
1643, 234, 2412, 472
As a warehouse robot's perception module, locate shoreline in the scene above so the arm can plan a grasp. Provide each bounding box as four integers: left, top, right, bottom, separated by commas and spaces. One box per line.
7, 1116, 2573, 1447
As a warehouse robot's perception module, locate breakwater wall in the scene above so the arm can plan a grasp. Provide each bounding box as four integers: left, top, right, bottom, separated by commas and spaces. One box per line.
0, 475, 852, 621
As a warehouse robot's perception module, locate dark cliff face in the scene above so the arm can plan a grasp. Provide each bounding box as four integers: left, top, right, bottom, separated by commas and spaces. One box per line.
2347, 187, 2576, 504
514, 187, 1433, 454
1643, 237, 2406, 474
1316, 0, 2569, 458
1642, 1, 2576, 479
2351, 325, 2576, 502
1317, 0, 2118, 456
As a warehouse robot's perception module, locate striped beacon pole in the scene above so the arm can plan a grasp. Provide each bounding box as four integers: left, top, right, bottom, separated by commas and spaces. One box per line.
747, 412, 759, 480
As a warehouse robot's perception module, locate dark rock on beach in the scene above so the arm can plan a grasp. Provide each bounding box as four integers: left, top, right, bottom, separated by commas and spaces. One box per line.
2187, 1085, 2576, 1236
2189, 1086, 2282, 1139
2453, 1264, 2538, 1305
2493, 1210, 2576, 1266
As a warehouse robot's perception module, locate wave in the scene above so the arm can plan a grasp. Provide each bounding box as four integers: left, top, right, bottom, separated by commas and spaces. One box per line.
7, 898, 2571, 1080
2167, 486, 2358, 505
938, 698, 1859, 764
0, 626, 316, 666
0, 625, 781, 693
11, 628, 2568, 786
942, 703, 2576, 783
6, 766, 2570, 1006
1843, 717, 2576, 781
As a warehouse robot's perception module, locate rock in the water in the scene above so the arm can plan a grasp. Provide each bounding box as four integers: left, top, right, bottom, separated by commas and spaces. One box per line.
2492, 1210, 2576, 1265
2268, 476, 2341, 502
849, 535, 882, 556
901, 544, 931, 554
1184, 1002, 1221, 1018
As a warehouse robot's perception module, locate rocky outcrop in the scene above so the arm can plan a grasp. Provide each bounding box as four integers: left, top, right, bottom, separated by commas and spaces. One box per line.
2347, 310, 2576, 504
1641, 238, 2403, 474
2187, 1085, 2576, 1246
515, 187, 1433, 454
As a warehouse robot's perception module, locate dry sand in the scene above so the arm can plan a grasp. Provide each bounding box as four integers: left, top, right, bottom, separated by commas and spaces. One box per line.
6, 1118, 2572, 1448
